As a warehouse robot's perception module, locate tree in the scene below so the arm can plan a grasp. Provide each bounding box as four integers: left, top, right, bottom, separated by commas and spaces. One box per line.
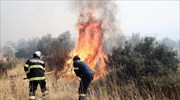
46, 31, 73, 73
16, 39, 28, 49
15, 38, 39, 58
0, 45, 17, 76
129, 33, 141, 46
37, 34, 52, 56
108, 37, 179, 79
161, 37, 176, 49
50, 31, 72, 53
108, 41, 144, 78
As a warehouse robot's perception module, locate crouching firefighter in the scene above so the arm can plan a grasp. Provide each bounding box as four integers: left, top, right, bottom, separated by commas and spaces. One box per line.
73, 55, 94, 100
24, 51, 48, 100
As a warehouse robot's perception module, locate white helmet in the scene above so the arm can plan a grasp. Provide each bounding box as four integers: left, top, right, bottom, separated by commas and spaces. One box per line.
33, 51, 42, 58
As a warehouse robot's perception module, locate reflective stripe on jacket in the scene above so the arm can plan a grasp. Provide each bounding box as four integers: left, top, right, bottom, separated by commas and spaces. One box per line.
24, 58, 45, 80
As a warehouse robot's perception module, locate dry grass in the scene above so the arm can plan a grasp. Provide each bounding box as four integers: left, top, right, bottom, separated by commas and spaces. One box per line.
0, 61, 180, 100
0, 61, 79, 100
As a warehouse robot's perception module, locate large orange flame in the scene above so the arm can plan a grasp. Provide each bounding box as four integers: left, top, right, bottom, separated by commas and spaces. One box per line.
73, 9, 108, 79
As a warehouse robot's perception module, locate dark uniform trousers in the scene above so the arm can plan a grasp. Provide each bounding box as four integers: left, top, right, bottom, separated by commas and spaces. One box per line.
29, 80, 47, 99
79, 75, 94, 100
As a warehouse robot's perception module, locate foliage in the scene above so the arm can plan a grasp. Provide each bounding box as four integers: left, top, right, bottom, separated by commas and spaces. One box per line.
37, 34, 53, 56
129, 33, 141, 46
0, 60, 6, 76
46, 49, 70, 71
15, 38, 39, 58
15, 31, 73, 58
12, 31, 74, 80
108, 37, 179, 79
0, 46, 18, 77
161, 37, 177, 49
105, 36, 180, 99
45, 31, 73, 70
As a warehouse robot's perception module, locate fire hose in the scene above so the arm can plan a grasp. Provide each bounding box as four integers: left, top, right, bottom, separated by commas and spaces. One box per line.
23, 71, 55, 80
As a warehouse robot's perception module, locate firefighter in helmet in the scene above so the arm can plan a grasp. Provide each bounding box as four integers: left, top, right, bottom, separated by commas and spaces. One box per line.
24, 51, 48, 100
73, 55, 94, 100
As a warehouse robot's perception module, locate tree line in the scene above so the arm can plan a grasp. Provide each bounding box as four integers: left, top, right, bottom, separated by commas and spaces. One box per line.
0, 31, 74, 76
0, 32, 179, 79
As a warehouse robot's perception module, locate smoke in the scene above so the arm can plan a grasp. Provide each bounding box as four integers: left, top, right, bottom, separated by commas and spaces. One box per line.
72, 0, 119, 33
71, 0, 124, 53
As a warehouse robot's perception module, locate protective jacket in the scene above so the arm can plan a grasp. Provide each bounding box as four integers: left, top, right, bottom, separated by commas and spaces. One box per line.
24, 57, 45, 81
73, 59, 94, 100
73, 60, 94, 78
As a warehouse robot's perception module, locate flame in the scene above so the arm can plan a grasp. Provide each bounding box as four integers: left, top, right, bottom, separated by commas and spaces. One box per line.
72, 9, 108, 79
60, 1, 118, 80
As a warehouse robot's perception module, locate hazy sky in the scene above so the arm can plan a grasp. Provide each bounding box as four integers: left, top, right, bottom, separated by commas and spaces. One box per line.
1, 0, 179, 47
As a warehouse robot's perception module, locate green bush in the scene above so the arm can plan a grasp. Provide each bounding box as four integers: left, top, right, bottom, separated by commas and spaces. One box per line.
102, 36, 180, 99
108, 37, 179, 78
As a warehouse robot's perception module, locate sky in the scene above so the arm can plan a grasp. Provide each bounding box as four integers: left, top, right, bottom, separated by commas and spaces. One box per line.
0, 0, 179, 47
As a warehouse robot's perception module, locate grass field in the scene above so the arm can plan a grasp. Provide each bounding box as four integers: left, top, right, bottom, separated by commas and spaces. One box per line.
0, 61, 179, 100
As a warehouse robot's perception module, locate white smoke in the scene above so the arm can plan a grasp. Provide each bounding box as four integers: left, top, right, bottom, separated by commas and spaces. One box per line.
71, 0, 125, 53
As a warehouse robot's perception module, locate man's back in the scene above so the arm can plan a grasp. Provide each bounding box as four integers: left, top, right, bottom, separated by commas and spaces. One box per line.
73, 60, 94, 78
25, 58, 45, 80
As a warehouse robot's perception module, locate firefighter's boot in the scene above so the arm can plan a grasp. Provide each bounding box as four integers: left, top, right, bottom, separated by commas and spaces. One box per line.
79, 96, 86, 100
79, 94, 86, 100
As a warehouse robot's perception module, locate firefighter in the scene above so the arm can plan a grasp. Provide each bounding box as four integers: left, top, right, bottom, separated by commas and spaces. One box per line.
73, 55, 94, 100
24, 51, 48, 100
